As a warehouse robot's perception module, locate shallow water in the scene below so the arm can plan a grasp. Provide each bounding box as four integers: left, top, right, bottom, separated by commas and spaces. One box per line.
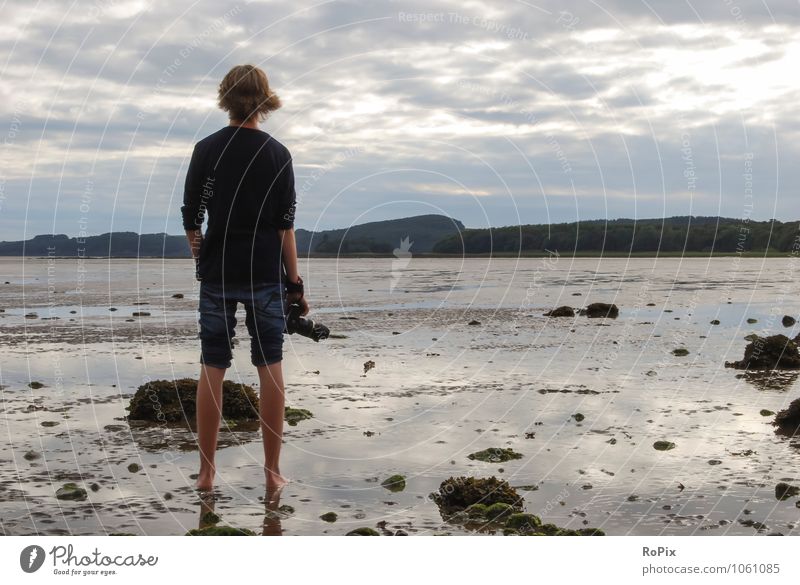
1, 255, 799, 535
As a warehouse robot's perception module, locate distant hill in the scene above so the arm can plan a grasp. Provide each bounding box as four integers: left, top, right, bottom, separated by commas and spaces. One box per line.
432, 216, 800, 254
296, 214, 465, 254
3, 215, 796, 257
0, 214, 465, 257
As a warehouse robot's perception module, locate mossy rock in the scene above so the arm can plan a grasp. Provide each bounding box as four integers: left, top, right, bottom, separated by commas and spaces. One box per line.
775, 482, 800, 501
672, 348, 690, 357
431, 476, 523, 516
544, 306, 575, 318
127, 378, 259, 423
725, 335, 800, 370
185, 525, 256, 536
760, 409, 775, 417
467, 447, 523, 463
201, 511, 221, 524
284, 407, 313, 426
505, 513, 542, 533
381, 474, 406, 492
346, 527, 379, 536
320, 512, 338, 523
774, 398, 800, 433
465, 503, 489, 518
579, 303, 619, 318
28, 381, 45, 389
56, 482, 88, 501
653, 441, 676, 451
485, 502, 515, 521
127, 463, 141, 473
572, 413, 585, 422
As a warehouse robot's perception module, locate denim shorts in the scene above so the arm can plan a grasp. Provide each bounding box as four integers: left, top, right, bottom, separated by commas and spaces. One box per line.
198, 281, 285, 369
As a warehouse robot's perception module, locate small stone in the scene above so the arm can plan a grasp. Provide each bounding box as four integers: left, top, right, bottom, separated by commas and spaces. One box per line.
56, 482, 88, 501
783, 315, 797, 327
672, 348, 689, 356
127, 463, 141, 473
653, 441, 676, 451
775, 482, 800, 501
381, 474, 406, 492
320, 512, 338, 522
346, 527, 379, 536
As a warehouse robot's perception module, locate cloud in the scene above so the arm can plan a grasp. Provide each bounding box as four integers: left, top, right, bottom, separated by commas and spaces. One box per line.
0, 0, 796, 239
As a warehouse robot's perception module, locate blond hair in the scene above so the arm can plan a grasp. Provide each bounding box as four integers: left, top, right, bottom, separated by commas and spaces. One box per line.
217, 64, 282, 122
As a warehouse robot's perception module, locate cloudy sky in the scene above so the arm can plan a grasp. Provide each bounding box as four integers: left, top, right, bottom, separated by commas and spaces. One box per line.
0, 0, 797, 239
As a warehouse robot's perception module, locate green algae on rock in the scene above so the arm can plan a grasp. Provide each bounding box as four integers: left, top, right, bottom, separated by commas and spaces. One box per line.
431, 476, 523, 517
505, 513, 542, 532
725, 335, 800, 370
56, 482, 88, 501
653, 441, 676, 451
320, 512, 338, 522
672, 348, 690, 356
346, 527, 379, 536
467, 447, 523, 463
284, 407, 314, 426
127, 378, 259, 423
381, 474, 406, 492
185, 525, 256, 536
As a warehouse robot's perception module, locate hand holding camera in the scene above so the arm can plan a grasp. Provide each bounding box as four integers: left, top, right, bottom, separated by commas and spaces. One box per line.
283, 275, 329, 342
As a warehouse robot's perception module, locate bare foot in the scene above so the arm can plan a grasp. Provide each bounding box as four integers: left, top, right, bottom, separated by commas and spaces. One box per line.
196, 467, 215, 491
265, 468, 288, 490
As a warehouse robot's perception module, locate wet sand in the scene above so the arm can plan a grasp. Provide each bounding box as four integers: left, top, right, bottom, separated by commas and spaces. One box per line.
1, 256, 799, 535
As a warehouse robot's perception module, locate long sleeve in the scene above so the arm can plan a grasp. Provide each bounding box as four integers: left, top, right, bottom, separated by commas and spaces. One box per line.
181, 143, 205, 231
272, 150, 296, 229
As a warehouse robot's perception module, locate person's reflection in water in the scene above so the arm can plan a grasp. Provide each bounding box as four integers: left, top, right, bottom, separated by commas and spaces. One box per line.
262, 484, 285, 536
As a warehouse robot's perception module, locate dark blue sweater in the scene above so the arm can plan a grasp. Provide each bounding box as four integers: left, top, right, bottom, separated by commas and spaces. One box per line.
181, 126, 296, 285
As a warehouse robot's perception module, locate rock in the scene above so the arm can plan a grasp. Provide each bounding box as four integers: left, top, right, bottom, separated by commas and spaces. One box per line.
430, 476, 522, 516
760, 409, 775, 417
201, 511, 221, 524
773, 399, 800, 433
346, 527, 379, 536
653, 441, 676, 451
186, 525, 255, 536
468, 320, 481, 326
56, 482, 88, 501
28, 381, 45, 389
775, 482, 800, 501
394, 529, 408, 536
381, 474, 406, 492
485, 502, 515, 521
579, 303, 619, 318
132, 312, 151, 317
172, 293, 184, 299
320, 512, 338, 522
725, 335, 800, 370
572, 413, 585, 422
23, 450, 40, 461
747, 318, 758, 324
467, 448, 523, 463
783, 315, 796, 327
363, 360, 375, 374
672, 348, 689, 356
127, 463, 141, 473
710, 319, 720, 325
505, 513, 542, 533
284, 407, 313, 426
126, 378, 259, 423
544, 306, 575, 317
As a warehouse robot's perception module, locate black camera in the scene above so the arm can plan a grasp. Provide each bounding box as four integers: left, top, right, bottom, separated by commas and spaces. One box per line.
284, 303, 330, 342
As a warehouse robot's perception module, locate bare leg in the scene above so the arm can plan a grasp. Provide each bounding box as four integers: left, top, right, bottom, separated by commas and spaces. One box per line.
257, 361, 287, 490
195, 364, 226, 490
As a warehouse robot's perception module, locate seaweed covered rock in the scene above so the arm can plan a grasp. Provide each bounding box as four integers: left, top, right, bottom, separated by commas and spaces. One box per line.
381, 474, 406, 492
55, 482, 87, 501
725, 335, 800, 370
544, 306, 575, 318
467, 447, 523, 463
346, 527, 379, 536
127, 378, 259, 423
430, 476, 523, 516
773, 398, 800, 434
284, 407, 314, 426
185, 525, 256, 536
579, 303, 619, 319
